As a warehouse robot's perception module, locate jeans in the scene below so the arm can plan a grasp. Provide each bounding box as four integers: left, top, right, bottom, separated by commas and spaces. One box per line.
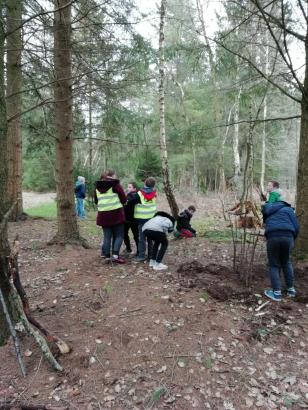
75, 198, 86, 218
266, 236, 294, 291
143, 230, 168, 263
138, 220, 152, 259
102, 223, 124, 257
124, 222, 139, 252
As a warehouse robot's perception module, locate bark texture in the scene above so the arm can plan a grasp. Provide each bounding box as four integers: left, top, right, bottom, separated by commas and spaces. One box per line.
53, 0, 80, 242
6, 0, 23, 220
158, 0, 179, 218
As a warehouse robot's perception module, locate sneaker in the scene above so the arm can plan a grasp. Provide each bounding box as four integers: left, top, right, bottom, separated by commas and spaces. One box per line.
100, 254, 110, 259
111, 256, 126, 264
149, 259, 156, 268
153, 262, 168, 271
135, 256, 146, 262
287, 287, 296, 297
264, 289, 282, 301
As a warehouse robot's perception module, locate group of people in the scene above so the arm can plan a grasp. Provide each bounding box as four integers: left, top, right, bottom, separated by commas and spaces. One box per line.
75, 170, 197, 270
75, 173, 300, 302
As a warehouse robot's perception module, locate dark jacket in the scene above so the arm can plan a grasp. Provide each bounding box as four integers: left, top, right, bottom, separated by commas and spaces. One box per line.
124, 191, 138, 223
127, 187, 157, 222
94, 177, 126, 227
262, 201, 299, 239
176, 209, 196, 234
75, 182, 86, 199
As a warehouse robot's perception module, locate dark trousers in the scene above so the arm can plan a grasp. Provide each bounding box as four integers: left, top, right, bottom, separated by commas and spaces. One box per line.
124, 222, 139, 252
143, 230, 168, 263
266, 236, 294, 291
102, 223, 124, 257
138, 220, 152, 259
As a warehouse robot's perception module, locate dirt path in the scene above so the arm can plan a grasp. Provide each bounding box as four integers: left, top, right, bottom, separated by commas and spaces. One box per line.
23, 191, 56, 209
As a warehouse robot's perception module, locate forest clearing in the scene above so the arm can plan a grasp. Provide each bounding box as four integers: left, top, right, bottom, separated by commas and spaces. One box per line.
1, 194, 308, 410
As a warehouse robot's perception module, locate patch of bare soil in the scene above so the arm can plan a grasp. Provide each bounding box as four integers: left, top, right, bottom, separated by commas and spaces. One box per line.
0, 219, 307, 410
176, 260, 308, 305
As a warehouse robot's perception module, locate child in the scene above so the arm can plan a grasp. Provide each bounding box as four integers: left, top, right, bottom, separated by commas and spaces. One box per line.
142, 211, 175, 270
123, 182, 139, 254
176, 205, 196, 238
261, 181, 282, 203
94, 170, 126, 264
128, 177, 157, 262
75, 176, 86, 218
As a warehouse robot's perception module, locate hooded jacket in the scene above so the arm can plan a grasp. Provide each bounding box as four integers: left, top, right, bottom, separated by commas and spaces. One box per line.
75, 180, 86, 199
262, 201, 299, 239
142, 211, 175, 234
94, 177, 126, 227
127, 186, 157, 222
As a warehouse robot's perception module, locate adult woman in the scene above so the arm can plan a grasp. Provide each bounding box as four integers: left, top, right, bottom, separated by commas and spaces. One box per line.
94, 170, 126, 263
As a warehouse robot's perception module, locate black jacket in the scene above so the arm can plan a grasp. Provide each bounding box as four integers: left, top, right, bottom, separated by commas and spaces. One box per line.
176, 209, 196, 234
124, 192, 139, 223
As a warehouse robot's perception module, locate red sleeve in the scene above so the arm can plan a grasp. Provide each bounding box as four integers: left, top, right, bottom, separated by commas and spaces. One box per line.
114, 184, 127, 204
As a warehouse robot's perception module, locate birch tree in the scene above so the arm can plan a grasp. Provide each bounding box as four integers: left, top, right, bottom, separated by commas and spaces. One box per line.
158, 0, 179, 217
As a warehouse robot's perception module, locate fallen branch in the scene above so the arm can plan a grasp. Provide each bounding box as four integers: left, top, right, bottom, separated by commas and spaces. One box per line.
8, 237, 70, 356
0, 287, 26, 377
11, 290, 63, 372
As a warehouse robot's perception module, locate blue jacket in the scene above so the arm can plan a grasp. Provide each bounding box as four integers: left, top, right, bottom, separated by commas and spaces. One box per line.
262, 201, 299, 239
75, 181, 86, 199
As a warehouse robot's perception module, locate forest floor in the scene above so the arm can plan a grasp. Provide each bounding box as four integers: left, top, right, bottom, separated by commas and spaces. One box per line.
1, 193, 308, 410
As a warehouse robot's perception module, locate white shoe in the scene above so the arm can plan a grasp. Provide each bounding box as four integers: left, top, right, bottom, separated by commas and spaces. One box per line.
149, 259, 156, 268
153, 262, 168, 271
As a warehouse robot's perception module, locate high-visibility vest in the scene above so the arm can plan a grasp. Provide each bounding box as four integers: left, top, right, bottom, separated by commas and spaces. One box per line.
134, 191, 157, 219
96, 188, 122, 212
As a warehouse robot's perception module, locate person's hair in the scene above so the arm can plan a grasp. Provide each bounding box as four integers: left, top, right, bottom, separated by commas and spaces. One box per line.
144, 177, 156, 188
101, 169, 116, 179
129, 181, 138, 190
188, 205, 196, 212
271, 180, 280, 189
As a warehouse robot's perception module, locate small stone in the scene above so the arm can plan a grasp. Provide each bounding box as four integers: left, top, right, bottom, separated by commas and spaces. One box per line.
89, 356, 96, 365
157, 365, 167, 373
178, 361, 186, 368
114, 384, 121, 393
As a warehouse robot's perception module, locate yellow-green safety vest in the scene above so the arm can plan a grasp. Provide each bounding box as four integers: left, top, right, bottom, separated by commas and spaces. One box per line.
96, 188, 122, 212
134, 191, 157, 219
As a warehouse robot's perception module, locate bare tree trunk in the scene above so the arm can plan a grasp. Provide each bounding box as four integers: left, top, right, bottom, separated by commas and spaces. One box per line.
53, 0, 80, 243
218, 106, 234, 193
6, 0, 23, 221
233, 86, 241, 194
240, 106, 254, 206
158, 0, 179, 218
88, 87, 93, 171
260, 96, 267, 193
296, 98, 308, 254
0, 3, 17, 345
196, 0, 224, 191
260, 38, 269, 193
